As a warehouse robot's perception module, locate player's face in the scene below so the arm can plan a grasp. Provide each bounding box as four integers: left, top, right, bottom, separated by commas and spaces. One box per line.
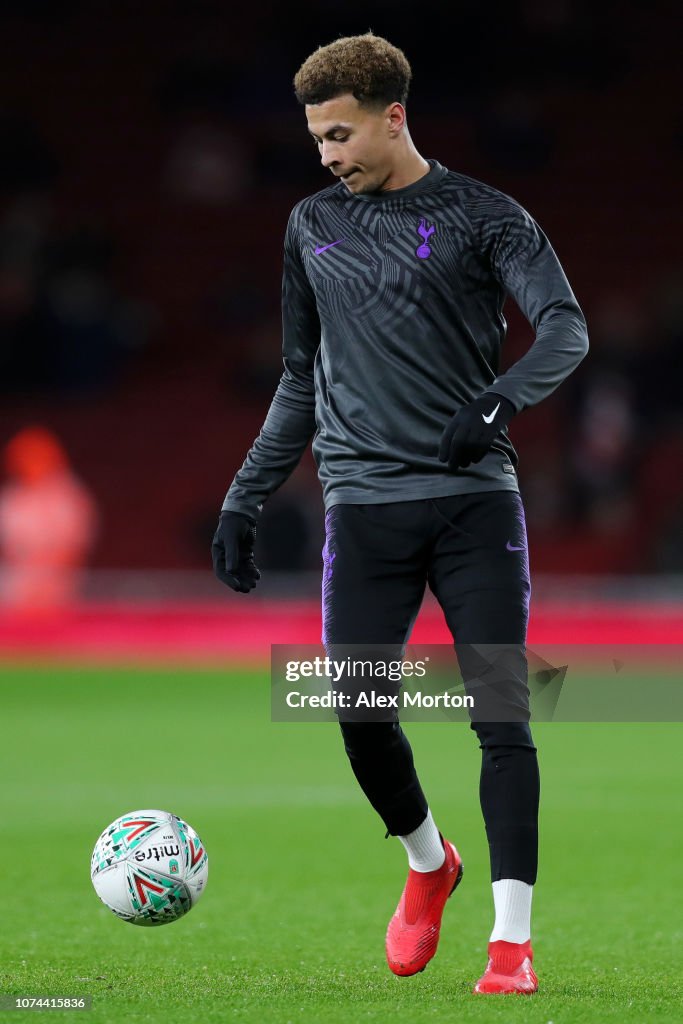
305, 93, 398, 195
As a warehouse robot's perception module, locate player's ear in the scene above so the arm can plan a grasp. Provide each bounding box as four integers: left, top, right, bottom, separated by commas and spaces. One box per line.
386, 101, 405, 135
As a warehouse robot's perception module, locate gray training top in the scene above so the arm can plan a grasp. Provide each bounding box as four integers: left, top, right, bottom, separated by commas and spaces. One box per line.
223, 159, 589, 519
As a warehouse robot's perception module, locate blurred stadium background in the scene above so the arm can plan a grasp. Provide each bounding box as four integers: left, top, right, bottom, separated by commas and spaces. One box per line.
1, 5, 682, 1022
0, 0, 681, 650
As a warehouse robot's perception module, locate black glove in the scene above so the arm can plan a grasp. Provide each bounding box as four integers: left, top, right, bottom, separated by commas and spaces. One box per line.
212, 511, 261, 593
438, 394, 515, 470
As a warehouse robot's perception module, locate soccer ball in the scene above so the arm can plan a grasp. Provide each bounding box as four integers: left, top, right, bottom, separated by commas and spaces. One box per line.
91, 809, 208, 926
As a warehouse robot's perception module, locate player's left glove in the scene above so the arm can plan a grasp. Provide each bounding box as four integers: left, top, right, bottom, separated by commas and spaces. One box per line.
438, 393, 515, 470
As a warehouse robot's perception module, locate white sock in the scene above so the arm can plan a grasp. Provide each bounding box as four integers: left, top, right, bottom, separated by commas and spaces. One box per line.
398, 809, 445, 872
489, 879, 533, 943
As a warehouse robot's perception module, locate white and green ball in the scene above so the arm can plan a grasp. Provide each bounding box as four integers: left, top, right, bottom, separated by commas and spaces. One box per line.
91, 809, 208, 926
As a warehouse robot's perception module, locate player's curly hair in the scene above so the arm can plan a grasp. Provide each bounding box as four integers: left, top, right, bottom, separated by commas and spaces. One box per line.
293, 32, 412, 111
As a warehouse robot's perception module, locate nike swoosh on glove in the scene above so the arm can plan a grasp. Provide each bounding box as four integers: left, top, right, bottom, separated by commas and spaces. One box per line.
438, 394, 515, 470
212, 511, 261, 593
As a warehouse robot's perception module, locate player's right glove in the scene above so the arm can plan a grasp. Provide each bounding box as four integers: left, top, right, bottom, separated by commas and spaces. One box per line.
211, 511, 261, 593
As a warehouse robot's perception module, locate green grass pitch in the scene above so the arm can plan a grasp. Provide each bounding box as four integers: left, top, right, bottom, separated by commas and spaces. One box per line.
1, 663, 681, 1023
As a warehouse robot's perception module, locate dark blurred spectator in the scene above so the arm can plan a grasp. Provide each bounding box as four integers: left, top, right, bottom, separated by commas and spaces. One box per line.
237, 314, 286, 401
204, 267, 276, 333
162, 118, 252, 205
635, 273, 683, 430
0, 114, 59, 195
0, 0, 78, 19
652, 493, 683, 572
159, 47, 241, 119
474, 91, 555, 173
518, 449, 570, 533
0, 426, 97, 609
0, 195, 51, 389
566, 292, 644, 524
43, 223, 150, 394
0, 210, 151, 397
517, 0, 629, 90
570, 364, 638, 523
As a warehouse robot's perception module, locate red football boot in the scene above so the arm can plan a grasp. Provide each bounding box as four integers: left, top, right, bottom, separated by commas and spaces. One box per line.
385, 838, 463, 977
473, 939, 538, 994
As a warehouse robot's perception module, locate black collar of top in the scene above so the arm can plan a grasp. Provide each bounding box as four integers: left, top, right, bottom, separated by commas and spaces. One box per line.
337, 158, 448, 202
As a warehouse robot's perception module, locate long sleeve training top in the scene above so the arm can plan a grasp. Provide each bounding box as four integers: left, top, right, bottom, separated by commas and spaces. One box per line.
223, 159, 589, 518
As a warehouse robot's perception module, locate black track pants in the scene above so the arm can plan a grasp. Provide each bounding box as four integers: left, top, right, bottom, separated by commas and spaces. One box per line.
321, 492, 539, 884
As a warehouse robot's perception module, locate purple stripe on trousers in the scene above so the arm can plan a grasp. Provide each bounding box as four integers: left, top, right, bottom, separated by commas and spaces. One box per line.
321, 506, 339, 648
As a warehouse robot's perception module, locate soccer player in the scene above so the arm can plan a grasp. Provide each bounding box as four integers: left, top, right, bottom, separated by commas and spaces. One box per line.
213, 32, 588, 994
